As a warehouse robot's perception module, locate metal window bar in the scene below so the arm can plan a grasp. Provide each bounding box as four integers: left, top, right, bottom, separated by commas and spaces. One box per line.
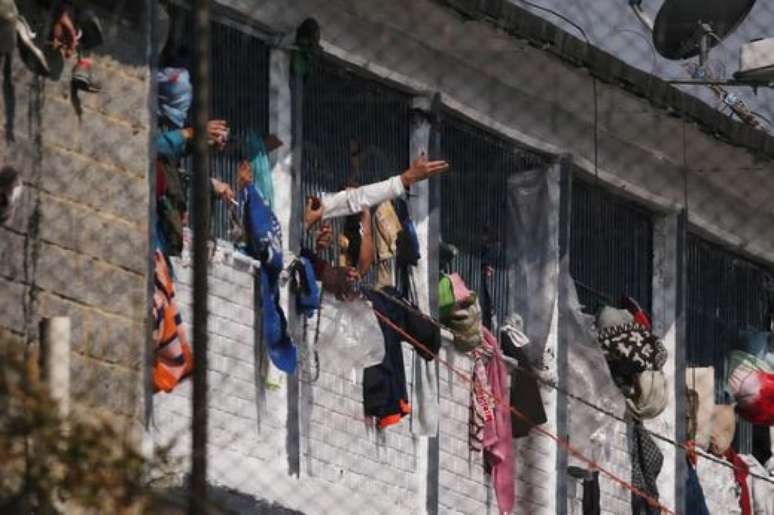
686, 234, 774, 456
438, 112, 548, 326
569, 177, 655, 315
165, 4, 270, 240
300, 57, 411, 281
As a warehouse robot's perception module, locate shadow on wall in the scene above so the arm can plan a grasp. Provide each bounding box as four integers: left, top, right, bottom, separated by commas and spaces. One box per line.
150, 484, 305, 515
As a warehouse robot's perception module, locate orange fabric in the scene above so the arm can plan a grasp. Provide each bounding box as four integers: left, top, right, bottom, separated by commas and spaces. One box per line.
152, 251, 193, 393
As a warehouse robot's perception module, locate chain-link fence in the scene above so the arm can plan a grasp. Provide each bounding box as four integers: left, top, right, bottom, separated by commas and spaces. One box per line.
3, 0, 774, 514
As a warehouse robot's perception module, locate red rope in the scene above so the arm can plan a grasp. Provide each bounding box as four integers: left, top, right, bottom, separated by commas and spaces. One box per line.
370, 307, 675, 515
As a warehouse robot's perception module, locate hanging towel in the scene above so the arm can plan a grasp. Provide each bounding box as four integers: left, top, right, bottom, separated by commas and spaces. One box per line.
316, 295, 385, 374
480, 327, 514, 515
152, 250, 193, 393
469, 344, 495, 452
241, 183, 296, 374
242, 130, 275, 209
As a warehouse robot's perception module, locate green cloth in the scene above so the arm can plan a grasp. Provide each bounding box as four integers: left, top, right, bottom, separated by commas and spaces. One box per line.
439, 275, 455, 321
244, 131, 274, 209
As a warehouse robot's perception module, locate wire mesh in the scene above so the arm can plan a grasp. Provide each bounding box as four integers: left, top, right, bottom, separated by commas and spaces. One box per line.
2, 0, 774, 514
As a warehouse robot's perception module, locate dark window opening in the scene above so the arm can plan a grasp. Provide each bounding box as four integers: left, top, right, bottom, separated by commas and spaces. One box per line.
163, 5, 271, 240
569, 177, 654, 314
686, 234, 774, 456
300, 57, 411, 276
438, 112, 548, 324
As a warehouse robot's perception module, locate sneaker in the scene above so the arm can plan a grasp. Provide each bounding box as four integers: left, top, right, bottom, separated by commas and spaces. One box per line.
16, 16, 49, 76
71, 58, 100, 93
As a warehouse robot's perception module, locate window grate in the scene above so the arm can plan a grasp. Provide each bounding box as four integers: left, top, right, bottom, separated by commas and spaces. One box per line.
164, 5, 270, 240
569, 177, 654, 314
686, 234, 774, 458
300, 58, 411, 273
439, 113, 548, 324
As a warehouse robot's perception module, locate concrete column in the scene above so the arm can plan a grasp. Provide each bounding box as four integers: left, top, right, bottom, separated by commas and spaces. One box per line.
269, 46, 299, 476
409, 93, 440, 515
650, 212, 683, 514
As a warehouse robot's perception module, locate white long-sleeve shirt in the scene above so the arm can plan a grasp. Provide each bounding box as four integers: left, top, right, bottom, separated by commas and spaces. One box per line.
320, 175, 406, 220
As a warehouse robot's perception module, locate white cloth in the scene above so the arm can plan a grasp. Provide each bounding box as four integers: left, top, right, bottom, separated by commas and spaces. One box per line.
741, 454, 774, 515
316, 296, 385, 374
321, 176, 405, 220
411, 354, 439, 437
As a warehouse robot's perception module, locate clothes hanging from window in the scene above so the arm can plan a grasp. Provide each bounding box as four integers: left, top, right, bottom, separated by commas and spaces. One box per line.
505, 165, 560, 364
630, 420, 663, 515
363, 287, 412, 429
740, 454, 774, 515
500, 322, 547, 438
687, 367, 716, 449
473, 327, 514, 515
152, 249, 193, 393
626, 370, 668, 421
728, 356, 774, 426
726, 448, 753, 515
686, 461, 711, 515
597, 321, 668, 397
242, 130, 275, 209
469, 343, 495, 452
241, 182, 297, 374
582, 470, 601, 515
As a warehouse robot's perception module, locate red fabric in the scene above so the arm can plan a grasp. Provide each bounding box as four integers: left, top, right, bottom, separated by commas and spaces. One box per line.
725, 448, 752, 515
732, 367, 774, 425
632, 310, 651, 329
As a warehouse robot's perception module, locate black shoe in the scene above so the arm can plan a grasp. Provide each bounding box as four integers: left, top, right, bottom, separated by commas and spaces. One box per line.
16, 16, 49, 76
71, 58, 100, 93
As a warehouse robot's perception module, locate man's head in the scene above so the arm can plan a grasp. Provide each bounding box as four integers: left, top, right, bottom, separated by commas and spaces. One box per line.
238, 160, 253, 191
0, 166, 22, 225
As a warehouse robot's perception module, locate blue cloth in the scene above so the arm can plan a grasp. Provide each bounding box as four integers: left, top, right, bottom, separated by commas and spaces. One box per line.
686, 463, 710, 515
157, 129, 188, 162
157, 67, 192, 129
295, 256, 320, 317
241, 183, 296, 374
243, 131, 274, 208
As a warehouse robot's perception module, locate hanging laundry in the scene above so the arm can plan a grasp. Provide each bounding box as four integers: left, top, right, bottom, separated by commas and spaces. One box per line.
373, 200, 401, 288
726, 448, 754, 515
710, 405, 737, 456
686, 367, 716, 449
157, 67, 192, 129
686, 461, 711, 515
626, 370, 667, 421
630, 421, 663, 515
476, 327, 514, 515
728, 354, 774, 425
441, 274, 482, 352
505, 165, 560, 364
740, 454, 774, 515
559, 257, 627, 463
596, 316, 668, 398
290, 255, 320, 317
362, 287, 413, 429
241, 182, 296, 374
315, 295, 385, 375
241, 130, 275, 209
499, 316, 547, 438
152, 250, 193, 393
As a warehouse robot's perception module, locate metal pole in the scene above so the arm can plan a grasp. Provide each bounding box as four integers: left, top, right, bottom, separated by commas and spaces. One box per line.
190, 0, 210, 513
39, 317, 71, 418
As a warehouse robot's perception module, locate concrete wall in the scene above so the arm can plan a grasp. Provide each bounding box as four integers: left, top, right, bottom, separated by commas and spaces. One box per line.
0, 3, 150, 432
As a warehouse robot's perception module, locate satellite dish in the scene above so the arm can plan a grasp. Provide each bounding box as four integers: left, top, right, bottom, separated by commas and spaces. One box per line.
652, 0, 757, 60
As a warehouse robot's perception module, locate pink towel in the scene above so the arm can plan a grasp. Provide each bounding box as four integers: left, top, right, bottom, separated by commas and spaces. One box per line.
481, 327, 515, 514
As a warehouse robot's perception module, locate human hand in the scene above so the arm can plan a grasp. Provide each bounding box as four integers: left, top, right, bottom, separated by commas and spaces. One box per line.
51, 8, 78, 58
315, 223, 333, 252
211, 178, 235, 203
207, 120, 229, 150
400, 153, 449, 188
304, 196, 324, 230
